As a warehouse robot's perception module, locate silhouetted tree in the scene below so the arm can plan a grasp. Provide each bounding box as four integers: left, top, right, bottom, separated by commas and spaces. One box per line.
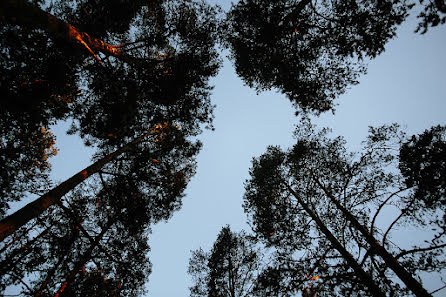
0, 21, 82, 217
188, 226, 266, 297
0, 0, 221, 216
188, 226, 378, 297
224, 0, 410, 113
1, 123, 199, 295
244, 120, 445, 296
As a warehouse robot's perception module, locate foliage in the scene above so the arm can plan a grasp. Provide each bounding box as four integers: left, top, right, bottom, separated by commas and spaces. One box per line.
415, 0, 446, 33
0, 23, 81, 216
0, 0, 221, 216
224, 0, 410, 113
188, 226, 267, 297
243, 120, 445, 296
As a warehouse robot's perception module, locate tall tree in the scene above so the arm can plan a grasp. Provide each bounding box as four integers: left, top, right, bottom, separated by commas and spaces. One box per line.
1, 122, 198, 295
244, 120, 445, 296
0, 0, 221, 215
188, 226, 267, 297
0, 20, 82, 217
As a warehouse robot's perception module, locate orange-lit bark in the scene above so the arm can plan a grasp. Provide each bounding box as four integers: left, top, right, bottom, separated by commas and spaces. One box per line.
313, 178, 433, 297
285, 184, 386, 297
53, 222, 112, 297
0, 132, 152, 243
0, 227, 51, 277
0, 0, 145, 65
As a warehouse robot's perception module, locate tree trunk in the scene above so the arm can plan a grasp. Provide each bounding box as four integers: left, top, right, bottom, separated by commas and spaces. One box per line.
0, 133, 150, 242
285, 184, 386, 297
0, 226, 51, 276
0, 0, 136, 64
55, 221, 112, 297
314, 179, 432, 297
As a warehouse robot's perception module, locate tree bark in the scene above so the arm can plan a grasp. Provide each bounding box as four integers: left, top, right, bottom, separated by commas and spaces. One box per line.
0, 133, 150, 243
0, 0, 138, 64
55, 221, 113, 297
314, 178, 432, 297
285, 184, 386, 297
0, 226, 51, 277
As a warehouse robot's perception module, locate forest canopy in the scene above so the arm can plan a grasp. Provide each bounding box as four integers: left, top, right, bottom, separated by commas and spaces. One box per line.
1, 0, 445, 296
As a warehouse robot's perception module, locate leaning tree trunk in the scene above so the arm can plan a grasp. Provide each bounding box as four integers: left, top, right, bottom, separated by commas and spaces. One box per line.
0, 133, 151, 243
285, 184, 386, 297
54, 221, 113, 297
314, 178, 432, 297
0, 0, 140, 64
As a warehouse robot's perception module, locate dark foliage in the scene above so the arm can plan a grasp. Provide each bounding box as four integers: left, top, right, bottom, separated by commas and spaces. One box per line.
0, 24, 81, 217
416, 0, 446, 33
243, 120, 445, 296
224, 0, 409, 113
188, 226, 264, 297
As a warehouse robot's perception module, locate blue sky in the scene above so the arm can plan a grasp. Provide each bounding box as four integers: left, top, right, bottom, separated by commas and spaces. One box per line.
5, 1, 446, 296
144, 7, 446, 296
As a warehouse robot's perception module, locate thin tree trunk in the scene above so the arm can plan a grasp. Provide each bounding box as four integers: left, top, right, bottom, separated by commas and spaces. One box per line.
314, 178, 432, 297
0, 133, 150, 243
0, 0, 143, 64
54, 221, 113, 297
0, 226, 51, 276
285, 184, 386, 297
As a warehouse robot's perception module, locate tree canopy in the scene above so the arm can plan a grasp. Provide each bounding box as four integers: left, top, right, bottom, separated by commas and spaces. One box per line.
243, 121, 445, 296
224, 0, 445, 113
1, 0, 445, 295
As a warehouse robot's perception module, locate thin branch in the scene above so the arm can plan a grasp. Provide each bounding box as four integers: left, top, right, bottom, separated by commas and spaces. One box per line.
382, 199, 415, 247
395, 243, 446, 260
370, 187, 411, 238
430, 284, 446, 295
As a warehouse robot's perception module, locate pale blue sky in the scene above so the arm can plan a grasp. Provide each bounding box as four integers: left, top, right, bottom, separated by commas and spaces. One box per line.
5, 1, 446, 296
144, 7, 446, 296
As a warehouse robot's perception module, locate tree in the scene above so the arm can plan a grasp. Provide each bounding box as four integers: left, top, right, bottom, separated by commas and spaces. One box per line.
0, 0, 221, 217
244, 120, 445, 296
188, 226, 267, 297
224, 0, 445, 114
188, 226, 367, 297
224, 0, 410, 113
1, 121, 199, 295
0, 19, 82, 217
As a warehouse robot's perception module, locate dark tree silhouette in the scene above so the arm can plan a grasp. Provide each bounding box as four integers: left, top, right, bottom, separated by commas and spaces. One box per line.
188, 226, 382, 297
0, 22, 82, 217
0, 0, 220, 217
244, 120, 445, 296
1, 123, 199, 295
188, 226, 266, 297
224, 0, 446, 114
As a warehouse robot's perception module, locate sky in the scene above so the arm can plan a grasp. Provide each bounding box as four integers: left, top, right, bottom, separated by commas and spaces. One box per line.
4, 1, 446, 296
